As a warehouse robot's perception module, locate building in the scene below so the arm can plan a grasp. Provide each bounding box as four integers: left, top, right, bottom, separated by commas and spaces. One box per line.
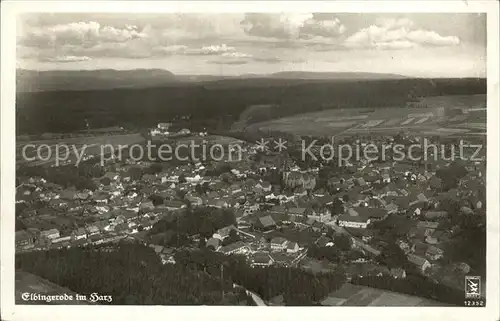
219, 241, 250, 255
286, 241, 300, 253
40, 228, 60, 240
270, 237, 288, 251
282, 171, 316, 190
390, 268, 407, 279
253, 215, 276, 231
426, 245, 444, 260
164, 200, 186, 211
213, 225, 235, 240
251, 252, 274, 267
71, 227, 87, 241
408, 254, 431, 272
337, 209, 371, 229
15, 230, 35, 250
206, 237, 222, 251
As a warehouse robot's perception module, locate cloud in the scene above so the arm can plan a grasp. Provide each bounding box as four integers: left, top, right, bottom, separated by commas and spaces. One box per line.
20, 21, 147, 48
241, 13, 345, 40
221, 52, 252, 58
252, 56, 282, 64
151, 45, 189, 56
207, 59, 248, 65
39, 55, 92, 63
345, 18, 460, 49
185, 44, 236, 55
300, 18, 346, 38
206, 50, 253, 65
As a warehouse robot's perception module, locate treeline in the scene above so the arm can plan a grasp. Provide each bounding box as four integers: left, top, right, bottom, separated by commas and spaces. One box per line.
17, 163, 104, 191
15, 242, 253, 305
174, 249, 346, 306
148, 207, 237, 243
16, 78, 485, 134
351, 274, 464, 306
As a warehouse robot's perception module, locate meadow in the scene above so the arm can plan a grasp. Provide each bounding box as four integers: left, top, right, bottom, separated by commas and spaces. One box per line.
249, 95, 486, 138
16, 133, 145, 167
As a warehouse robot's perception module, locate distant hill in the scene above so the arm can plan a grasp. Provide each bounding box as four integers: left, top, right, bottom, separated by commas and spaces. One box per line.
17, 68, 179, 92
269, 71, 408, 80
17, 69, 408, 92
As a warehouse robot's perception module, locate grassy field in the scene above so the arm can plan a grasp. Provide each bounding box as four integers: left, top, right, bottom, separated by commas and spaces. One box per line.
408, 94, 486, 109
249, 95, 486, 138
16, 133, 145, 167
320, 283, 443, 306
174, 135, 245, 146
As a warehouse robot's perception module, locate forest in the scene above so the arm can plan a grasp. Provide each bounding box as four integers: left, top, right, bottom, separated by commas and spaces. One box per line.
15, 242, 254, 305
16, 77, 485, 134
173, 249, 346, 306
147, 207, 237, 247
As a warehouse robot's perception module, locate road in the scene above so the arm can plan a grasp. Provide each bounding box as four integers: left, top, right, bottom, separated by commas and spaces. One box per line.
233, 283, 267, 306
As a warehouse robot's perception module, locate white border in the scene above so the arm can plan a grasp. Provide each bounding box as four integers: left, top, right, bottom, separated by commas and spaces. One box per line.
1, 2, 499, 321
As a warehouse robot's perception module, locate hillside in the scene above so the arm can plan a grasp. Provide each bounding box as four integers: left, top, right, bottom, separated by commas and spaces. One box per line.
17, 69, 407, 92
16, 75, 486, 135
17, 69, 178, 92
269, 71, 408, 80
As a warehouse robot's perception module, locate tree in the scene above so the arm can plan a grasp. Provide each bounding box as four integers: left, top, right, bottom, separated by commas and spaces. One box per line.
75, 179, 97, 191
101, 177, 111, 186
145, 163, 163, 175
334, 234, 351, 251
377, 242, 408, 269
329, 199, 344, 215
176, 190, 187, 200
222, 229, 240, 246
128, 167, 143, 181
149, 195, 164, 207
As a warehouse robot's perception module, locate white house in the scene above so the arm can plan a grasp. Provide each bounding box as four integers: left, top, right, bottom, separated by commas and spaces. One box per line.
337, 209, 371, 229
286, 242, 300, 253
270, 237, 288, 251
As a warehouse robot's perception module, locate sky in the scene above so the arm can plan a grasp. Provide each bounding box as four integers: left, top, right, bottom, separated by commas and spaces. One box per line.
16, 13, 486, 77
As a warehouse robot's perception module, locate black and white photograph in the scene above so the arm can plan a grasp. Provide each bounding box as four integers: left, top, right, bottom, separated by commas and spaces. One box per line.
1, 1, 499, 321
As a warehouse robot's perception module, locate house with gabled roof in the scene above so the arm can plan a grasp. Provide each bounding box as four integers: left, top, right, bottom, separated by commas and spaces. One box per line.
206, 237, 222, 251
408, 254, 431, 272
338, 209, 371, 229
251, 252, 274, 267
286, 241, 300, 253
253, 215, 276, 231
426, 245, 444, 260
219, 241, 250, 255
213, 225, 236, 240
71, 227, 87, 241
270, 237, 288, 251
164, 200, 186, 210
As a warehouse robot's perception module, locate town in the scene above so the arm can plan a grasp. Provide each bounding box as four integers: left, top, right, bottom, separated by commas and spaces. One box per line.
15, 125, 486, 305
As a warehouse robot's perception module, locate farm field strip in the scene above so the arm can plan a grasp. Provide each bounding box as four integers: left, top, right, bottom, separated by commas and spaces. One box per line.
400, 118, 416, 125
321, 284, 442, 306
415, 117, 430, 124
16, 133, 145, 167
362, 120, 385, 128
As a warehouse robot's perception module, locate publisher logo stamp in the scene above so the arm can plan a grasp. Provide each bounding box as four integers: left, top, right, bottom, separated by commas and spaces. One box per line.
465, 276, 481, 299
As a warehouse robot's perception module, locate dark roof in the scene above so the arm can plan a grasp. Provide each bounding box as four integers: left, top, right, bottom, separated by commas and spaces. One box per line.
253, 252, 273, 264
206, 237, 221, 248
271, 236, 288, 245
220, 241, 248, 254
258, 215, 276, 228
338, 214, 370, 223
